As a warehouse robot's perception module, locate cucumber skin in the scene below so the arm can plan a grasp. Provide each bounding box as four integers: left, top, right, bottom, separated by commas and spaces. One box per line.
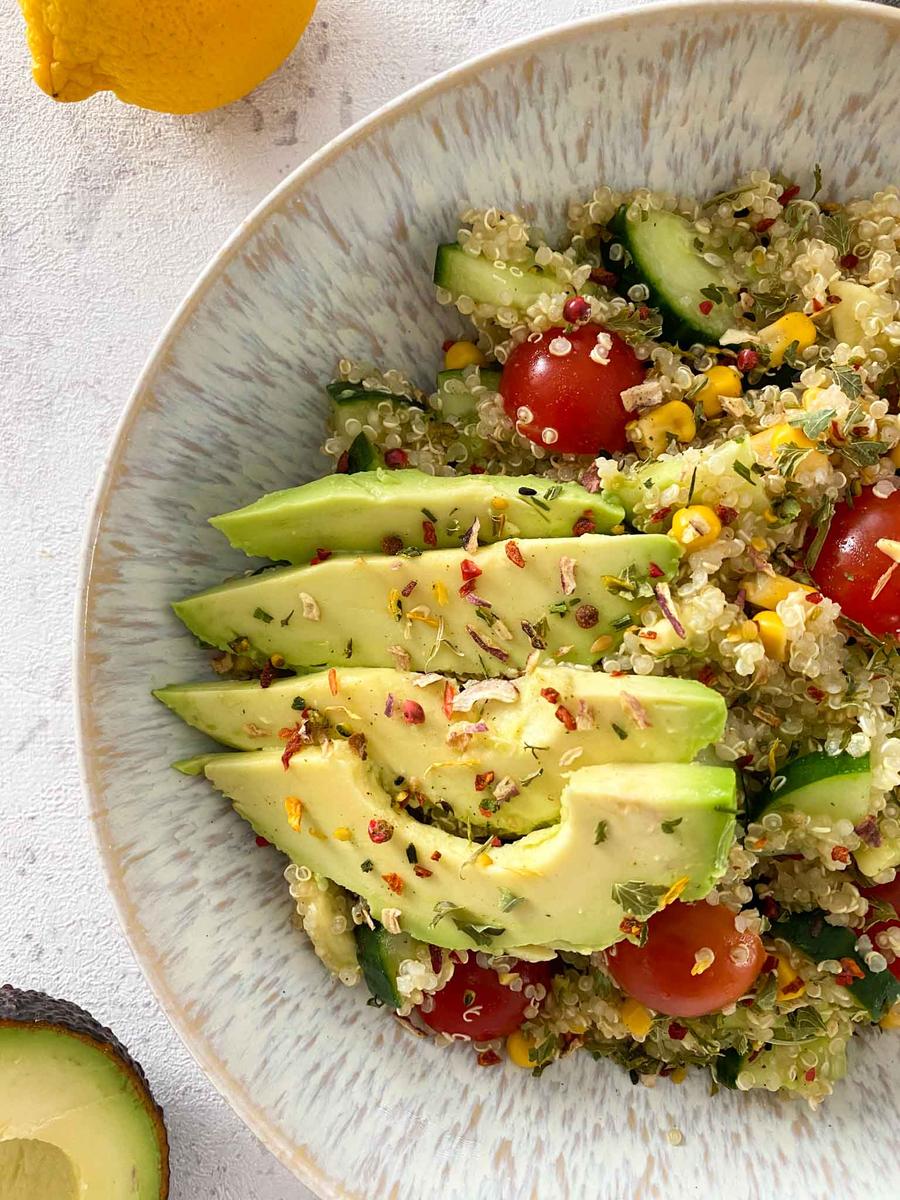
609, 206, 733, 347
346, 431, 380, 473
355, 924, 426, 1008
757, 751, 872, 823
777, 910, 900, 1020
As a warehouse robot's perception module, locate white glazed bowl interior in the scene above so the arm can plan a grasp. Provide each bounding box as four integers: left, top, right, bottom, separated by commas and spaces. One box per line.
79, 3, 900, 1197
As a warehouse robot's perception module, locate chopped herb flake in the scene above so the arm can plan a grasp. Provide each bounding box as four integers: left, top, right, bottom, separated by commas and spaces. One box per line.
594, 820, 609, 845
253, 607, 273, 623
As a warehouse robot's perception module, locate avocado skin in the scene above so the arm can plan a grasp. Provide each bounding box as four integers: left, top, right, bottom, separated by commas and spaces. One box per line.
0, 985, 170, 1197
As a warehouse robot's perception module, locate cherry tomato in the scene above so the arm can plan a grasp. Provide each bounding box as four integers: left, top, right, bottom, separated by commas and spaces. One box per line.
420, 955, 552, 1040
859, 873, 900, 913
865, 920, 900, 981
500, 324, 644, 455
605, 901, 766, 1018
810, 487, 900, 637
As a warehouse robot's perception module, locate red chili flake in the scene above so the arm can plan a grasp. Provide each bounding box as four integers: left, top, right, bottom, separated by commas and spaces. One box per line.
442, 681, 456, 720
555, 704, 577, 731
805, 591, 823, 605
422, 519, 437, 547
760, 898, 781, 922
698, 299, 714, 315
647, 561, 665, 579
540, 687, 561, 704
736, 753, 754, 769
804, 1067, 817, 1083
590, 267, 618, 288
638, 305, 651, 320
619, 916, 644, 939
430, 850, 442, 862
259, 660, 276, 690
255, 835, 270, 848
755, 217, 776, 234
413, 864, 433, 879
460, 558, 482, 582
459, 577, 478, 597
470, 465, 486, 474
835, 957, 865, 986
714, 505, 739, 525
839, 252, 859, 271
831, 845, 851, 864
474, 771, 495, 792
812, 297, 824, 313
761, 954, 780, 974
280, 724, 309, 769
806, 685, 826, 702
779, 184, 801, 205
638, 629, 658, 640
563, 295, 591, 323
384, 448, 409, 469
382, 872, 404, 895
696, 664, 718, 687
649, 505, 673, 525
400, 579, 418, 598
490, 836, 502, 848
572, 512, 596, 537
736, 348, 760, 372
310, 547, 333, 566
442, 338, 456, 352
328, 668, 339, 696
477, 1049, 502, 1067
368, 819, 394, 844
336, 450, 350, 474
668, 1022, 687, 1041
401, 700, 426, 725
505, 540, 526, 567
429, 945, 443, 972
610, 669, 625, 677
381, 534, 403, 555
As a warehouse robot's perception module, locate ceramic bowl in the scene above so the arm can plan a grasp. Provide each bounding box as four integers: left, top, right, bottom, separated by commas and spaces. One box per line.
78, 2, 900, 1196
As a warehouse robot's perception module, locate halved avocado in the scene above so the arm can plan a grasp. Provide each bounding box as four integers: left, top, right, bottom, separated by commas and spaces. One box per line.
0, 986, 169, 1198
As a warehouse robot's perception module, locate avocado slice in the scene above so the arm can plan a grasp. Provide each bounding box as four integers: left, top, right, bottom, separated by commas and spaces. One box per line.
756, 751, 872, 824
209, 470, 625, 564
155, 666, 726, 835
202, 743, 736, 954
0, 986, 169, 1199
173, 533, 680, 675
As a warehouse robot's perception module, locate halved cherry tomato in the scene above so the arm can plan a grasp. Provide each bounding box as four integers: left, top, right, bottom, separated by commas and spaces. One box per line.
605, 901, 766, 1018
500, 324, 644, 455
420, 955, 552, 1040
860, 873, 900, 913
810, 487, 900, 637
866, 920, 900, 981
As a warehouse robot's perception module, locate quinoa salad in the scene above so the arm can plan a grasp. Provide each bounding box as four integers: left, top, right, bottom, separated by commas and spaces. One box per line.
157, 170, 900, 1105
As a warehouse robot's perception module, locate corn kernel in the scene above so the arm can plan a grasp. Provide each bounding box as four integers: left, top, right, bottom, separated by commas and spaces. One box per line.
758, 311, 818, 366
775, 954, 806, 1002
477, 852, 494, 868
620, 997, 654, 1040
742, 572, 813, 609
696, 364, 742, 418
670, 1067, 687, 1084
333, 827, 353, 841
444, 340, 487, 370
891, 444, 900, 469
741, 619, 760, 640
490, 496, 509, 511
754, 610, 788, 662
880, 1003, 900, 1030
633, 400, 697, 457
670, 505, 722, 552
506, 1030, 534, 1068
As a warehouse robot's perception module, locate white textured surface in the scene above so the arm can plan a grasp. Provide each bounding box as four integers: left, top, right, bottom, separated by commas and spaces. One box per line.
0, 3, 661, 1197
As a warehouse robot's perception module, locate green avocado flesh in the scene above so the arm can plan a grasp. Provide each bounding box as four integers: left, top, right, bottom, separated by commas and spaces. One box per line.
210, 470, 625, 564
155, 666, 726, 835
202, 744, 736, 953
759, 751, 872, 823
0, 989, 168, 1199
173, 533, 680, 675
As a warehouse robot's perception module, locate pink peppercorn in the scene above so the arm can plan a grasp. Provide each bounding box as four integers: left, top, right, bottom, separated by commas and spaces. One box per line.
368, 819, 394, 844
698, 299, 714, 315
736, 348, 759, 372
401, 700, 426, 725
384, 448, 409, 468
563, 295, 591, 323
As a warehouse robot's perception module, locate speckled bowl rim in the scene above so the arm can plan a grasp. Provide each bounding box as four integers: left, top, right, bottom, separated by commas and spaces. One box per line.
74, 1, 900, 1195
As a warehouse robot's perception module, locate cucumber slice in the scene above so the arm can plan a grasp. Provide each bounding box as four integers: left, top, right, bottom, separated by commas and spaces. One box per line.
758, 751, 871, 824
609, 206, 736, 346
435, 368, 502, 421
434, 244, 560, 309
856, 834, 900, 879
777, 910, 900, 1020
355, 924, 427, 1008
